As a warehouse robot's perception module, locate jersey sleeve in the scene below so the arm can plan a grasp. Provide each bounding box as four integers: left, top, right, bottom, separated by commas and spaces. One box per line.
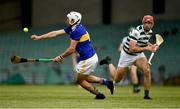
129, 29, 140, 42
121, 37, 127, 45
64, 26, 71, 34
64, 26, 82, 41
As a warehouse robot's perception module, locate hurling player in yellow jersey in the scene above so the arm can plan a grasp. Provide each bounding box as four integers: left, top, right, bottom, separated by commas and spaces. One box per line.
31, 11, 114, 99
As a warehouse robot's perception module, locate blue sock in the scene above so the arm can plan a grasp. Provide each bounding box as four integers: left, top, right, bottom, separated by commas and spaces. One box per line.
102, 79, 108, 85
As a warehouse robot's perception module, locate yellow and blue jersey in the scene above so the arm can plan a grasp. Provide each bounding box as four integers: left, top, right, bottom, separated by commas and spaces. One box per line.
64, 24, 96, 61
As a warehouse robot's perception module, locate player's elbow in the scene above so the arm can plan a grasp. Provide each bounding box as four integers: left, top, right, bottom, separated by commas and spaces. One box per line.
69, 47, 76, 53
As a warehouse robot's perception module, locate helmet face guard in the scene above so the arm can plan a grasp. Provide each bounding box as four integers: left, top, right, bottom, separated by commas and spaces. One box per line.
67, 11, 82, 25
142, 15, 154, 24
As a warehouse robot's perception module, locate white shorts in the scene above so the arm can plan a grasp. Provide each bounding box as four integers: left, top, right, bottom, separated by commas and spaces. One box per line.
75, 54, 98, 75
118, 49, 146, 67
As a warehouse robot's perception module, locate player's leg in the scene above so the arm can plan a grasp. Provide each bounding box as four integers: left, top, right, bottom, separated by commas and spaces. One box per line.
130, 65, 140, 93
76, 74, 98, 95
99, 56, 128, 83
76, 73, 105, 99
135, 57, 152, 99
99, 56, 118, 81
75, 54, 113, 99
114, 67, 128, 83
99, 56, 116, 80
85, 75, 114, 94
86, 54, 114, 94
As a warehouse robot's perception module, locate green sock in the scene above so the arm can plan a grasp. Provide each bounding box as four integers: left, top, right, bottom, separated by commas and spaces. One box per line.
134, 84, 139, 88
133, 84, 138, 89
144, 90, 149, 97
107, 59, 111, 64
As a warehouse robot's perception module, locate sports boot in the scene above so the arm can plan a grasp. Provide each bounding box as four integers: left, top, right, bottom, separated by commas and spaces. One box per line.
95, 93, 106, 99
99, 56, 111, 65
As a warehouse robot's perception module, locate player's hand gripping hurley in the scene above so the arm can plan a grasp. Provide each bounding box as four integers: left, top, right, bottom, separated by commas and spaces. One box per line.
11, 55, 54, 64
148, 34, 164, 65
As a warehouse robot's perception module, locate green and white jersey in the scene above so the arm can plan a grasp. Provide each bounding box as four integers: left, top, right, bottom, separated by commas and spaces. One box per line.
123, 25, 153, 54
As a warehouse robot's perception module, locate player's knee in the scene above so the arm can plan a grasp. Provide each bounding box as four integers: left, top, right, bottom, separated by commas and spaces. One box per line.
114, 76, 122, 83
143, 67, 151, 77
76, 77, 83, 84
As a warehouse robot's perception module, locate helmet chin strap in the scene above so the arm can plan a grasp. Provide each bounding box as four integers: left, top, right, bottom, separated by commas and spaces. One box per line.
69, 19, 80, 27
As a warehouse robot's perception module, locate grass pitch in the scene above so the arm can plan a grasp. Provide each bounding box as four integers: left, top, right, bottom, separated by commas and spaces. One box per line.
0, 85, 180, 108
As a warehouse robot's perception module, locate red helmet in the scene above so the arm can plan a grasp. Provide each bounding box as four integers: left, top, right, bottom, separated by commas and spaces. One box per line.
142, 15, 154, 24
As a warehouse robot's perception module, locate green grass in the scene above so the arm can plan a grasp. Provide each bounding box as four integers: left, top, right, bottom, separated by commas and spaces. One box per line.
0, 85, 180, 108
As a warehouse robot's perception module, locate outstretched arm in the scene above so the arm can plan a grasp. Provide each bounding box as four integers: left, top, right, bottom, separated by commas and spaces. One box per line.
31, 29, 66, 40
